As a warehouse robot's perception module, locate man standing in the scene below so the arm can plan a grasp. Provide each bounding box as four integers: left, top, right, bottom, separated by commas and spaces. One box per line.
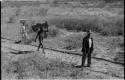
20, 19, 28, 41
81, 30, 94, 67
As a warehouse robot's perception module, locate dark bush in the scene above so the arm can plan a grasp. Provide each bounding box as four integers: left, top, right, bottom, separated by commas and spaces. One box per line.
48, 16, 124, 36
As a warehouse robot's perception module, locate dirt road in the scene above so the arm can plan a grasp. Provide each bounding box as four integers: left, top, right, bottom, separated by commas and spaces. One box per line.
1, 38, 124, 79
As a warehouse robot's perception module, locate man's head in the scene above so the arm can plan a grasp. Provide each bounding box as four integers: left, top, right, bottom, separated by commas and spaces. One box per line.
87, 29, 92, 34
20, 19, 26, 26
86, 29, 92, 38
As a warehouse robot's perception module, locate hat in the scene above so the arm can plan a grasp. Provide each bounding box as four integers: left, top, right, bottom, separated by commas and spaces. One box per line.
87, 29, 92, 34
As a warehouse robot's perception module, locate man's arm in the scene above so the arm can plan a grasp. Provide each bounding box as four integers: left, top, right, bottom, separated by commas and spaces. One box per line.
90, 38, 94, 53
35, 32, 38, 42
81, 38, 85, 52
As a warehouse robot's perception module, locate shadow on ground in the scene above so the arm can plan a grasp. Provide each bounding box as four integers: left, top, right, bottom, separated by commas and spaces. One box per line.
9, 51, 34, 55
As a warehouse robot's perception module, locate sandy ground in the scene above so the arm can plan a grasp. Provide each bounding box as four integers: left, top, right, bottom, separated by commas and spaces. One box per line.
1, 37, 124, 79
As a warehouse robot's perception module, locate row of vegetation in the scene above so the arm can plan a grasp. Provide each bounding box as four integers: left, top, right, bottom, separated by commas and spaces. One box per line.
48, 15, 124, 36
2, 0, 124, 37
1, 0, 124, 9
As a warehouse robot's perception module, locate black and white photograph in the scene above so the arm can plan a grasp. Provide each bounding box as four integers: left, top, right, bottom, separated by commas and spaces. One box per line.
1, 0, 124, 79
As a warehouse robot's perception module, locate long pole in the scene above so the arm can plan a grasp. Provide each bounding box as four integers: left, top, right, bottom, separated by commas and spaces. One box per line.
42, 39, 47, 78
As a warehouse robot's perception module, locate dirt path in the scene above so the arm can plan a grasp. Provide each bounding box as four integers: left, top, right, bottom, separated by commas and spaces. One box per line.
1, 38, 124, 79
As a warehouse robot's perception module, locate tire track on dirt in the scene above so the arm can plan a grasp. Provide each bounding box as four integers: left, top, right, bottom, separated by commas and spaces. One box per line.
1, 37, 124, 66
1, 39, 124, 78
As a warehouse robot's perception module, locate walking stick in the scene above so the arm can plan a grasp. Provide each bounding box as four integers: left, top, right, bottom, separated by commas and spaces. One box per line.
41, 39, 47, 78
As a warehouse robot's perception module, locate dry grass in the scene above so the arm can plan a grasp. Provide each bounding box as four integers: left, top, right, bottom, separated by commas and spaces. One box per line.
47, 26, 60, 37
62, 33, 84, 50
1, 1, 124, 79
2, 52, 87, 79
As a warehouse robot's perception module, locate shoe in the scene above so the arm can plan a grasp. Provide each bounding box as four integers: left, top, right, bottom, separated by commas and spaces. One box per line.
75, 65, 83, 68
87, 64, 90, 67
14, 40, 21, 44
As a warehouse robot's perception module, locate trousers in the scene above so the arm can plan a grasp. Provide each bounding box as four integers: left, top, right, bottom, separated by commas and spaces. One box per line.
81, 52, 92, 67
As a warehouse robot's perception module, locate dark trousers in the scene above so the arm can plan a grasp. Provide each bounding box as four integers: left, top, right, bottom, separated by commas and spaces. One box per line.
81, 52, 92, 67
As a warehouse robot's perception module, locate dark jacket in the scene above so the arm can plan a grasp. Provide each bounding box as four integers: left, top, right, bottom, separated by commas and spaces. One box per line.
81, 37, 94, 54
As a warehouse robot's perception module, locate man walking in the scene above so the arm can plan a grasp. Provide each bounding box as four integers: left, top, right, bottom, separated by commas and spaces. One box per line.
81, 30, 94, 67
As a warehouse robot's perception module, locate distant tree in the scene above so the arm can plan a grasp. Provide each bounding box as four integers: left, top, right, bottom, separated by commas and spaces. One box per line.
104, 0, 124, 3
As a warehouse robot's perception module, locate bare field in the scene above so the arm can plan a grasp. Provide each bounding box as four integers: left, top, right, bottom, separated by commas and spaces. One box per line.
1, 0, 124, 79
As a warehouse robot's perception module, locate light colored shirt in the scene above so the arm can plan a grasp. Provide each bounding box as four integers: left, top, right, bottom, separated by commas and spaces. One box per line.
89, 38, 92, 48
